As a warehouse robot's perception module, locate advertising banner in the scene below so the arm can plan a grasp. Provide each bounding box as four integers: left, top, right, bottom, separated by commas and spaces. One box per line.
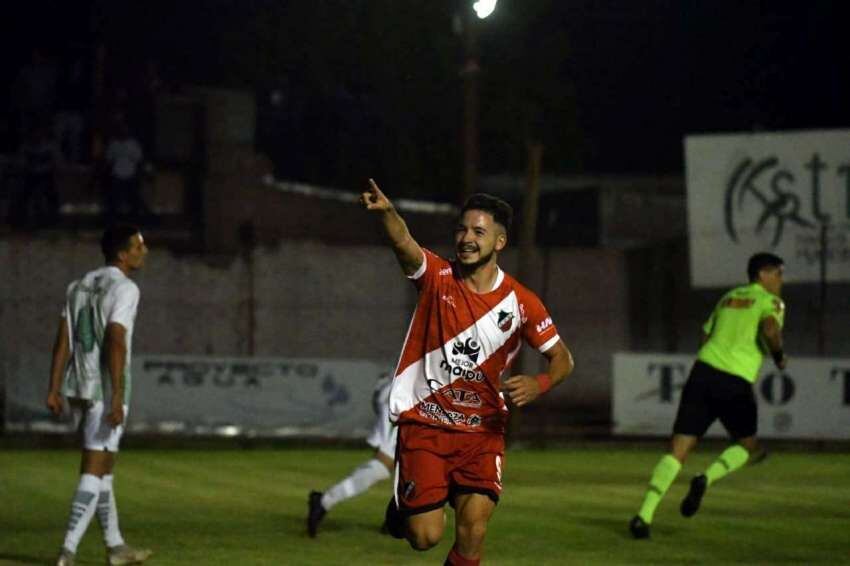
613, 352, 850, 439
4, 355, 390, 438
685, 130, 850, 287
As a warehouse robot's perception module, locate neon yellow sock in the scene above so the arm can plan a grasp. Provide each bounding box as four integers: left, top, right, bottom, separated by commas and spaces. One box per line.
705, 444, 749, 486
637, 454, 682, 523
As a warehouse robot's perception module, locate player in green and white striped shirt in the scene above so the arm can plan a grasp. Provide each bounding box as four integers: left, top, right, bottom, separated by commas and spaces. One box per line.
46, 224, 152, 566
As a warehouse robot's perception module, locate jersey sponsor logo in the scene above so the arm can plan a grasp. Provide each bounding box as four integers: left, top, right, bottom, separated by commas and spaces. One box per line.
441, 294, 457, 308
439, 359, 486, 382
497, 310, 515, 332
418, 401, 465, 425
441, 388, 483, 408
452, 337, 481, 362
466, 414, 482, 427
441, 336, 485, 381
536, 317, 553, 334
722, 297, 755, 309
439, 267, 452, 276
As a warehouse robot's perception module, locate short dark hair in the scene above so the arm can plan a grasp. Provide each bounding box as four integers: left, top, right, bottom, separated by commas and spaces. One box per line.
101, 223, 140, 262
460, 193, 513, 232
747, 252, 784, 281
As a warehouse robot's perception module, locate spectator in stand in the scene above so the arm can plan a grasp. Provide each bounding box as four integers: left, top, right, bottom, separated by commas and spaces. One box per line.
103, 114, 153, 223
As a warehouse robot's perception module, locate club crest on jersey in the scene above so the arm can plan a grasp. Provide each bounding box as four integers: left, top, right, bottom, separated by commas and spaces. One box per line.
497, 310, 515, 332
452, 337, 481, 362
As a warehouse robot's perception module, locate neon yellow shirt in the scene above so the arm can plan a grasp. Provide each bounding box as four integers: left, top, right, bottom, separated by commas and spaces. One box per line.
697, 282, 785, 383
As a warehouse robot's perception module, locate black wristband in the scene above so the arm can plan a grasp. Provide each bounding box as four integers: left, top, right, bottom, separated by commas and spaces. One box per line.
771, 349, 785, 365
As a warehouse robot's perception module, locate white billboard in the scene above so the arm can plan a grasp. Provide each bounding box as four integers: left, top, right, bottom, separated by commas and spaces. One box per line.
5, 355, 390, 438
613, 352, 850, 439
685, 129, 850, 287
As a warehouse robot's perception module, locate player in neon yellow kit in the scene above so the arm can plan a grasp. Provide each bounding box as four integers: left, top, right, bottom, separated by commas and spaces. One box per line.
630, 253, 787, 539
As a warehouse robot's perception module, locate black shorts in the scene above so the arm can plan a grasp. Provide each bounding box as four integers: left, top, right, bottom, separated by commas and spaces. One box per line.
672, 360, 757, 439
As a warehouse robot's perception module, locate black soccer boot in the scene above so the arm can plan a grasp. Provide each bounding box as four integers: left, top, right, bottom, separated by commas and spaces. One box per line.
629, 515, 650, 539
307, 491, 327, 537
680, 474, 708, 517
384, 496, 406, 539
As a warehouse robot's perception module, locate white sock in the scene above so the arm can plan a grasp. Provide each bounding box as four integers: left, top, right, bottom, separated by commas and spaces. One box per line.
96, 475, 125, 548
321, 459, 390, 511
62, 474, 102, 553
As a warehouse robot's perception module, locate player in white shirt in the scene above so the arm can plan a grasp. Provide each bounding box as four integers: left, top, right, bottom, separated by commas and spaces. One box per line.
307, 373, 397, 537
46, 224, 152, 566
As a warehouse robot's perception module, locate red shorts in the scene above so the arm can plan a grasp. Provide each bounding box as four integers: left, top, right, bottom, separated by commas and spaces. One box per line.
395, 422, 505, 516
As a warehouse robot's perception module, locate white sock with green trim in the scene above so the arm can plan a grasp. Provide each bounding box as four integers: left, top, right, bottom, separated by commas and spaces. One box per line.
96, 474, 125, 548
62, 474, 102, 553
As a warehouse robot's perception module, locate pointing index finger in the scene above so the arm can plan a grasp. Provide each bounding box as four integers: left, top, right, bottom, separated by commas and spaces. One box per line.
369, 178, 386, 195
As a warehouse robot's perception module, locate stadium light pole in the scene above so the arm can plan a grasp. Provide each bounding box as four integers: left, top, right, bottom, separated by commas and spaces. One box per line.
459, 0, 498, 205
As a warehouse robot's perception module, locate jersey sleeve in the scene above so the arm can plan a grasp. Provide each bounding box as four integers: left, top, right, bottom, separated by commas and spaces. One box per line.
60, 281, 76, 318
107, 281, 140, 329
760, 293, 785, 328
408, 248, 447, 292
519, 288, 560, 353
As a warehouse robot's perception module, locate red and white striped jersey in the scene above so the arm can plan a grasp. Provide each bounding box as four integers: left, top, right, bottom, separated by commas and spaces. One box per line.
389, 249, 560, 434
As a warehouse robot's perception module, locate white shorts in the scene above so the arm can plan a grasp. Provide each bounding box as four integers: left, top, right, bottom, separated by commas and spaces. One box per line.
366, 411, 397, 459
71, 399, 128, 453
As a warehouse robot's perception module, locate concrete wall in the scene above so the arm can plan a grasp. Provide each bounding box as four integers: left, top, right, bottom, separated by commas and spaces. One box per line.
0, 237, 628, 433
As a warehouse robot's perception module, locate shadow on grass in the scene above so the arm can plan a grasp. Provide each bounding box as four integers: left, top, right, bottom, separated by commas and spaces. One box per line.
0, 552, 48, 565
571, 514, 684, 540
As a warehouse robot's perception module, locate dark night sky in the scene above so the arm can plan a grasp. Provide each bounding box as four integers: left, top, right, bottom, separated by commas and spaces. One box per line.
5, 1, 850, 195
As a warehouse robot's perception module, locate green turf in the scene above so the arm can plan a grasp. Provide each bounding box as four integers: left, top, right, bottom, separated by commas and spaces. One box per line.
2, 446, 849, 565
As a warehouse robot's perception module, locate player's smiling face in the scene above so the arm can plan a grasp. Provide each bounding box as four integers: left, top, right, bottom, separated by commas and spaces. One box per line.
454, 209, 506, 268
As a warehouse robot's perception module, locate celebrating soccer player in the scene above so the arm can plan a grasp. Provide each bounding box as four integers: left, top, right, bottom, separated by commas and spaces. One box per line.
360, 179, 574, 565
46, 224, 153, 566
629, 253, 787, 539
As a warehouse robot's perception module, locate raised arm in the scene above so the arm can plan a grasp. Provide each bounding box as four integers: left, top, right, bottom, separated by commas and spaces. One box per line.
759, 316, 786, 369
503, 339, 574, 407
46, 317, 71, 416
360, 178, 424, 276
104, 322, 128, 426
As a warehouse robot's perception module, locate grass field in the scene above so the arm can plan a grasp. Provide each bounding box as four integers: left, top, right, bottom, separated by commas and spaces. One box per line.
2, 444, 849, 565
